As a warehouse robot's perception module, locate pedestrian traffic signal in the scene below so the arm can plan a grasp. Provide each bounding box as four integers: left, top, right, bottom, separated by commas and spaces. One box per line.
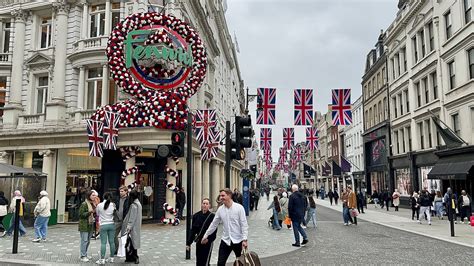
170, 132, 185, 157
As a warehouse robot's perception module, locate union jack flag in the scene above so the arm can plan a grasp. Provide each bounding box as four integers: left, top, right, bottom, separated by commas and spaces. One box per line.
263, 149, 272, 161
87, 119, 104, 157
283, 164, 289, 173
293, 145, 303, 162
331, 89, 352, 125
201, 129, 220, 160
103, 111, 120, 150
193, 109, 217, 148
290, 158, 297, 170
256, 88, 276, 125
260, 128, 272, 151
306, 127, 319, 151
282, 128, 294, 150
294, 89, 313, 126
279, 147, 286, 163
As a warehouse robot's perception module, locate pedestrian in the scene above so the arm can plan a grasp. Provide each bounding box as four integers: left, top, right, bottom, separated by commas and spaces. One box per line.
327, 189, 334, 205
0, 191, 9, 233
348, 186, 357, 225
288, 184, 309, 247
458, 190, 472, 224
333, 190, 339, 205
392, 189, 401, 211
176, 187, 186, 220
114, 185, 129, 256
32, 190, 51, 242
419, 190, 431, 225
433, 191, 444, 220
267, 195, 282, 230
265, 187, 271, 201
304, 195, 317, 228
341, 188, 350, 226
232, 189, 243, 205
2, 190, 27, 237
372, 190, 379, 208
94, 192, 116, 264
320, 187, 325, 200
279, 192, 291, 230
253, 189, 260, 211
382, 188, 390, 211
410, 192, 420, 221
315, 189, 320, 199
201, 188, 248, 266
79, 190, 96, 262
249, 189, 255, 211
187, 198, 218, 266
357, 190, 365, 214
91, 190, 101, 240
123, 190, 142, 264
443, 188, 458, 224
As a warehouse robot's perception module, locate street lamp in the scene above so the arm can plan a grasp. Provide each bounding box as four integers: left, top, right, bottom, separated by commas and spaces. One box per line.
245, 87, 263, 115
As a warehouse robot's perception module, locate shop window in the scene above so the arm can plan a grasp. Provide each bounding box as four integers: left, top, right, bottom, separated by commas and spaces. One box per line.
35, 76, 48, 114
86, 67, 102, 110
1, 21, 11, 53
395, 168, 412, 196
39, 17, 52, 49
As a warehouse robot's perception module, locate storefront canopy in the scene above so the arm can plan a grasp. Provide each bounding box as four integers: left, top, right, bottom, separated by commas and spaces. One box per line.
0, 162, 44, 177
427, 160, 474, 180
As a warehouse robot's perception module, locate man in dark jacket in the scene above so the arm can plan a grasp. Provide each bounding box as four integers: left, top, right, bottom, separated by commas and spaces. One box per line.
419, 190, 432, 225
176, 187, 186, 219
288, 184, 308, 247
114, 185, 129, 255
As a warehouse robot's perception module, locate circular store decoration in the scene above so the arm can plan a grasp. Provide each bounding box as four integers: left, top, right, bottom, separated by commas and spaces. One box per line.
92, 12, 207, 130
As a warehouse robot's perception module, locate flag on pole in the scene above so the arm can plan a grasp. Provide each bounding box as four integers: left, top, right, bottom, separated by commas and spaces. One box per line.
331, 89, 352, 126
306, 127, 319, 151
260, 128, 272, 150
283, 128, 294, 150
256, 88, 276, 125
87, 119, 104, 157
103, 111, 120, 150
294, 89, 314, 125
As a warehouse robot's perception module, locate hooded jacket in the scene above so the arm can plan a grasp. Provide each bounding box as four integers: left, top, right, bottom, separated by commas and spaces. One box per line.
288, 191, 305, 222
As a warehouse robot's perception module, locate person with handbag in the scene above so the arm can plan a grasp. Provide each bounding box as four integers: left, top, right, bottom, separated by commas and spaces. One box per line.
79, 190, 97, 262
347, 186, 357, 225
123, 190, 142, 264
0, 191, 9, 233
392, 189, 401, 211
186, 198, 217, 266
201, 188, 248, 266
279, 192, 290, 229
2, 190, 27, 237
114, 186, 129, 256
95, 192, 117, 264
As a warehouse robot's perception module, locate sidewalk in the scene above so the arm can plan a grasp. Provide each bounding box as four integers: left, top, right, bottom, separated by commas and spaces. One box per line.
316, 197, 474, 248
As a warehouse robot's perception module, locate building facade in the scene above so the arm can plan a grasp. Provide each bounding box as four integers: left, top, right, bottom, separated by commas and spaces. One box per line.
0, 0, 245, 223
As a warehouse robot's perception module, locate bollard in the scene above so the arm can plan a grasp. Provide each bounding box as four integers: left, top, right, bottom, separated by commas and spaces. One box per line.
12, 198, 21, 254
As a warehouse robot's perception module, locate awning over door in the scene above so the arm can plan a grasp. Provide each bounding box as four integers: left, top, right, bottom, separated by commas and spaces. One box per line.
427, 160, 474, 180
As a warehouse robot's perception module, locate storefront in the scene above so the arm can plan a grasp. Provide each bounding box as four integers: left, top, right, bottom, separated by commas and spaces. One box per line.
364, 124, 390, 194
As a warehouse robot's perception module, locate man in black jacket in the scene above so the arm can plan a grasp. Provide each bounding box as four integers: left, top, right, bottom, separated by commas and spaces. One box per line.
114, 185, 129, 255
176, 187, 186, 220
288, 184, 308, 247
419, 190, 432, 225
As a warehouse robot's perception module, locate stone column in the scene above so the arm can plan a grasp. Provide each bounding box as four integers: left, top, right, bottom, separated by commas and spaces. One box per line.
219, 162, 225, 189
3, 9, 27, 129
193, 155, 202, 213
101, 64, 109, 106
56, 149, 67, 222
75, 66, 85, 122
0, 151, 11, 164
104, 0, 111, 34
46, 2, 69, 125
202, 159, 210, 198
40, 150, 56, 205
124, 157, 136, 187
81, 1, 89, 39
211, 160, 220, 208
166, 158, 176, 219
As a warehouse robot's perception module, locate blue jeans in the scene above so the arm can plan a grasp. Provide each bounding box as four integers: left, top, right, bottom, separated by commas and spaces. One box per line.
100, 223, 116, 259
305, 207, 316, 227
34, 216, 49, 239
6, 216, 26, 236
291, 220, 307, 244
343, 206, 350, 224
272, 209, 281, 229
80, 231, 93, 258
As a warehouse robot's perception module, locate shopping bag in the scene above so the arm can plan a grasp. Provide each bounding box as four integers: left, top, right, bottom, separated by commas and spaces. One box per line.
283, 216, 291, 225
117, 234, 127, 258
470, 215, 474, 227
233, 249, 261, 266
350, 208, 359, 218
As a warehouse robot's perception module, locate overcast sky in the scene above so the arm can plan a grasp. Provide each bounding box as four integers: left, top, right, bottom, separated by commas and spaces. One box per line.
225, 0, 398, 161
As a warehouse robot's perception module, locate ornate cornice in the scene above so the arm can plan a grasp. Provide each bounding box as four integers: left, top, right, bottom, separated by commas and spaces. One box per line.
52, 1, 70, 15
11, 8, 28, 22
39, 149, 54, 157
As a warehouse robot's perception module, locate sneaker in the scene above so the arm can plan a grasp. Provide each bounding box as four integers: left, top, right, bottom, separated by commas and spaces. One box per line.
291, 243, 300, 247
301, 225, 307, 229
95, 259, 105, 265
80, 257, 90, 262
428, 222, 431, 225
0, 231, 6, 237
105, 257, 114, 263
343, 223, 348, 226
32, 238, 41, 242
301, 239, 308, 246
417, 220, 421, 224
41, 238, 47, 242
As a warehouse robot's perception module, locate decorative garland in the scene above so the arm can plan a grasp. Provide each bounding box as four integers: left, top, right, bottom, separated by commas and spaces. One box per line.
120, 146, 143, 162
163, 203, 177, 215
162, 157, 181, 225
121, 166, 139, 179
127, 181, 137, 192
161, 217, 180, 226
166, 181, 179, 193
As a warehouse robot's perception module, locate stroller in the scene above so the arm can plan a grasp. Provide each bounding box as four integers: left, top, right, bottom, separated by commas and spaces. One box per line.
268, 215, 274, 227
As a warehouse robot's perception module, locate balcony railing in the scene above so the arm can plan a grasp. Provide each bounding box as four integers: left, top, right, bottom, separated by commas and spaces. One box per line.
72, 37, 108, 53
18, 114, 44, 127
71, 109, 97, 123
0, 53, 12, 64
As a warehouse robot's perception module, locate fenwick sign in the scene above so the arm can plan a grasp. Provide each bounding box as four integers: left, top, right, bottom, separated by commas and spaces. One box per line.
124, 30, 193, 68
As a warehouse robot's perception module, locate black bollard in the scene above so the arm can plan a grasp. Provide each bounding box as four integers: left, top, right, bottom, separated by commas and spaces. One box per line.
448, 194, 455, 237
12, 198, 21, 254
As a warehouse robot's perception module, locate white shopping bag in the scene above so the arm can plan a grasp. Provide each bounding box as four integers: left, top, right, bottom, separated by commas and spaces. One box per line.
117, 234, 127, 258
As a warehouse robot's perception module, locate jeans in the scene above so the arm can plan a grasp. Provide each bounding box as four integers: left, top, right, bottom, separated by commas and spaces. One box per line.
80, 231, 93, 258
272, 209, 281, 229
435, 202, 444, 217
6, 216, 26, 236
420, 206, 431, 223
34, 216, 49, 239
100, 223, 116, 259
342, 206, 350, 224
304, 207, 316, 227
291, 220, 307, 244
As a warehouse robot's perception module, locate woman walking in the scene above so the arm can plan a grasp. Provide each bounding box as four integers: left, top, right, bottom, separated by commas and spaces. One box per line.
333, 190, 339, 205
410, 192, 420, 222
123, 190, 142, 264
186, 198, 217, 266
79, 190, 97, 262
392, 189, 401, 211
434, 191, 444, 219
279, 192, 291, 229
0, 191, 8, 233
3, 190, 27, 237
267, 195, 282, 230
95, 192, 116, 264
304, 196, 317, 228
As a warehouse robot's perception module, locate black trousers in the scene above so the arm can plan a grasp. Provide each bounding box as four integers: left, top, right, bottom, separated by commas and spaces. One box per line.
217, 240, 242, 266
412, 208, 420, 220
0, 215, 5, 231
196, 242, 213, 266
125, 237, 139, 262
254, 199, 259, 210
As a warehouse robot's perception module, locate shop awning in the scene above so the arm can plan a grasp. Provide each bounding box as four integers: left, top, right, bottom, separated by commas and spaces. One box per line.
427, 160, 474, 180
0, 162, 44, 177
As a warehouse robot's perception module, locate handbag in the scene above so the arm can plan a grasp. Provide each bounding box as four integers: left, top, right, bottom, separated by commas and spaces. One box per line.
0, 205, 7, 216
233, 249, 261, 266
194, 213, 212, 242
350, 208, 359, 218
470, 215, 474, 227
283, 216, 291, 225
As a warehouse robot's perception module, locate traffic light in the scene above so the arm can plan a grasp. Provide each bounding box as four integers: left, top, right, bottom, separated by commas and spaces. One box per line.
231, 116, 253, 160
170, 132, 185, 157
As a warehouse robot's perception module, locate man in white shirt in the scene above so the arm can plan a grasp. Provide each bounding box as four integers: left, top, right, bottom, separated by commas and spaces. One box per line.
201, 188, 248, 266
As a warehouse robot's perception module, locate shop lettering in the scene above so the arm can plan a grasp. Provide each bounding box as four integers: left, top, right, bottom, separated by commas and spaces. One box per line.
124, 30, 193, 68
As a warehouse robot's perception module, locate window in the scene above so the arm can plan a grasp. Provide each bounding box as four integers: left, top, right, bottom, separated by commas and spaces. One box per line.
383, 97, 387, 119
398, 93, 403, 116
111, 3, 121, 29
394, 131, 399, 154
445, 11, 452, 39
428, 22, 434, 52
423, 77, 429, 104
0, 76, 6, 117
407, 126, 412, 151
430, 72, 438, 100
39, 17, 52, 49
404, 89, 409, 112
86, 68, 103, 109
396, 53, 401, 76
90, 4, 106, 37
465, 0, 472, 24
1, 21, 11, 53
452, 113, 460, 136
469, 48, 474, 79
382, 67, 386, 83
402, 129, 406, 153
427, 120, 433, 148
393, 97, 397, 119
412, 36, 418, 63
448, 61, 456, 90
402, 47, 407, 72
379, 100, 383, 122
415, 82, 421, 107
391, 58, 395, 79
420, 28, 426, 57
471, 107, 474, 136
35, 76, 48, 114
418, 122, 424, 149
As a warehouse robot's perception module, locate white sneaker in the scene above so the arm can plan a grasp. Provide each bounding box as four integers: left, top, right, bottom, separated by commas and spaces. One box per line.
32, 238, 41, 242
80, 257, 90, 262
302, 225, 307, 229
105, 257, 114, 263
343, 223, 348, 226
96, 259, 105, 265
417, 220, 421, 224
